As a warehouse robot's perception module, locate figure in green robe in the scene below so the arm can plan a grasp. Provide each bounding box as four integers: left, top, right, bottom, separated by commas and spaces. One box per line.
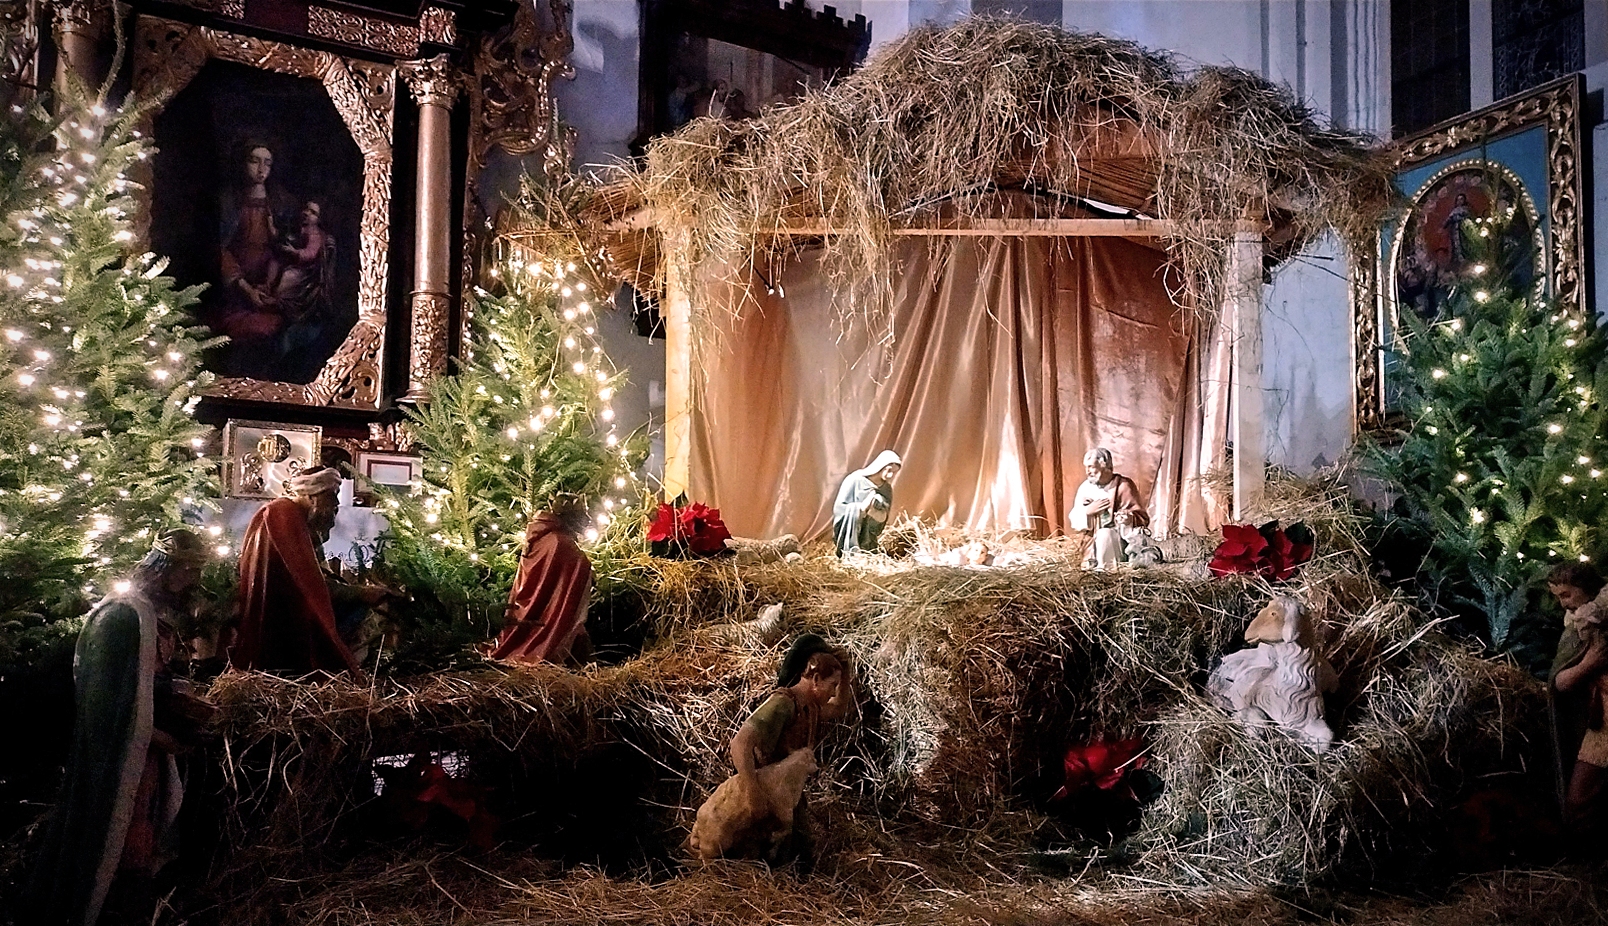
832, 450, 901, 556
24, 530, 210, 926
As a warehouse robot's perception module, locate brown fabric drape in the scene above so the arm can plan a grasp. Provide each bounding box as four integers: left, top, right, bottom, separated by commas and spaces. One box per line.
691, 235, 1205, 541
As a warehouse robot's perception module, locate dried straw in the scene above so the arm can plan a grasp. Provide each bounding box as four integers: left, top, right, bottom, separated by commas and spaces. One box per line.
190, 474, 1548, 923
617, 17, 1391, 343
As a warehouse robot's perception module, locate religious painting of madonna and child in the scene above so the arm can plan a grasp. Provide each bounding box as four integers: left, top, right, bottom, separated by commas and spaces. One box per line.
148, 60, 365, 387
1390, 163, 1542, 326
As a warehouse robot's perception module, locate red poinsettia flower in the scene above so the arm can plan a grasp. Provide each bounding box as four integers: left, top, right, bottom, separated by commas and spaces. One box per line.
1209, 521, 1316, 581
1052, 737, 1148, 801
646, 502, 680, 543
678, 502, 733, 555
1208, 523, 1270, 576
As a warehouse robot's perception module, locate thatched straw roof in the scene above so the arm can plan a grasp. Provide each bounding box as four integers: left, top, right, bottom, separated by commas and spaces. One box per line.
568, 17, 1392, 336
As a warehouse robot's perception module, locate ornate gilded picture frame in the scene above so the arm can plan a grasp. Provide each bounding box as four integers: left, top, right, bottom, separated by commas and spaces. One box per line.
131, 16, 395, 411
1353, 74, 1583, 433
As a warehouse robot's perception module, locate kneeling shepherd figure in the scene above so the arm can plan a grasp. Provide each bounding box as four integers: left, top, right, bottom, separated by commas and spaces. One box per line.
689, 634, 855, 867
833, 450, 901, 555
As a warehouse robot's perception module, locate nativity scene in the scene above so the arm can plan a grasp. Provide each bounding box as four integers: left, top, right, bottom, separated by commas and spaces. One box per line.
0, 2, 1603, 925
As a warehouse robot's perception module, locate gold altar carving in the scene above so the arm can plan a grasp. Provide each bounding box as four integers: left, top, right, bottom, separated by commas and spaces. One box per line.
307, 5, 421, 58
418, 6, 459, 47
399, 53, 460, 108
0, 0, 40, 99
467, 0, 575, 174
131, 16, 396, 411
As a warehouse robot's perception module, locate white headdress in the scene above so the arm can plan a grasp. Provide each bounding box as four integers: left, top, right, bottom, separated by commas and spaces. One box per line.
283, 467, 342, 498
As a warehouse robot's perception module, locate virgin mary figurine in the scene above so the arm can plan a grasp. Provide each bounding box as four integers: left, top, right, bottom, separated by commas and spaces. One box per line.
832, 450, 902, 555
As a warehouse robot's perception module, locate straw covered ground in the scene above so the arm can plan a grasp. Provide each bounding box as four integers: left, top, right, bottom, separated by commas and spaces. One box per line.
176, 473, 1581, 924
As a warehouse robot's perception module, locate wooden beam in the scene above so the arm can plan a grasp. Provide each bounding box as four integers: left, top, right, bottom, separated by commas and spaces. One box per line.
661, 232, 694, 502
1227, 213, 1266, 520
604, 209, 1173, 238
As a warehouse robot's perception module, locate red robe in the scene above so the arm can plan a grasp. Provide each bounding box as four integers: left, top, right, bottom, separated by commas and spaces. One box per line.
484, 514, 592, 664
230, 497, 362, 677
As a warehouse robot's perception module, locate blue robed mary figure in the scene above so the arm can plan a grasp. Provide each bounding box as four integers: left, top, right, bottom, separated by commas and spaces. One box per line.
832, 450, 902, 555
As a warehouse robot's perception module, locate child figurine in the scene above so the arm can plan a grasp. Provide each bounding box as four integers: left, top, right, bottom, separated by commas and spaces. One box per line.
1546, 563, 1608, 843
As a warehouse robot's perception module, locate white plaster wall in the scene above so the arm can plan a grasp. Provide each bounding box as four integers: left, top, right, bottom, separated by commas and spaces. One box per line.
1263, 234, 1355, 471
1060, 0, 1262, 71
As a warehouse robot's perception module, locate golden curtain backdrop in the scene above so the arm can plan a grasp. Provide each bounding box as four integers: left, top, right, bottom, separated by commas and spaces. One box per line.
691, 235, 1222, 541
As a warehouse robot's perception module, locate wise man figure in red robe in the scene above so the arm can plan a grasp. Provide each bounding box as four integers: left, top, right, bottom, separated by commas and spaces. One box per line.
483, 496, 593, 665
229, 466, 364, 678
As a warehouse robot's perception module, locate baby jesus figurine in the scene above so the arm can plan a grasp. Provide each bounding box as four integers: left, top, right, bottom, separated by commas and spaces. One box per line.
1069, 447, 1159, 569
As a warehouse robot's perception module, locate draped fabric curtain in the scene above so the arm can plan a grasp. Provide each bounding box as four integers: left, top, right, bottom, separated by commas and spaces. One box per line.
690, 235, 1226, 541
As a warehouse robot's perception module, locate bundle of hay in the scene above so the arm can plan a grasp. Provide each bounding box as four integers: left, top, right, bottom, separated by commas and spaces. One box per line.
200, 474, 1539, 909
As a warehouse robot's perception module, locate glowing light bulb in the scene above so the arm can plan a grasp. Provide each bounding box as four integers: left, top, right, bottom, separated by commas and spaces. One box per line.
1432, 369, 1447, 379
17, 373, 33, 386
215, 545, 231, 557
4, 329, 22, 341
1549, 423, 1564, 434
1471, 509, 1486, 524
113, 580, 131, 593
1455, 473, 1469, 483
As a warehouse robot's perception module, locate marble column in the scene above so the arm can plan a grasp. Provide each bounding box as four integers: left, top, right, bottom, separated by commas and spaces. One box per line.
1227, 208, 1267, 521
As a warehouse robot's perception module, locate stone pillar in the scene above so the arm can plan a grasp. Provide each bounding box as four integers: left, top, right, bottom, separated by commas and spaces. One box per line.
52, 0, 105, 96
399, 55, 461, 402
661, 230, 693, 501
1227, 210, 1267, 521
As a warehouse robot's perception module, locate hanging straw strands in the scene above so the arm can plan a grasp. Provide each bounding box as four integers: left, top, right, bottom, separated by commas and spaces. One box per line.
611, 17, 1393, 344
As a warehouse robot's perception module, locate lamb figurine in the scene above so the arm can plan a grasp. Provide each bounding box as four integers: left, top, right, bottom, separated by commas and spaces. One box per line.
1206, 595, 1339, 752
687, 746, 817, 861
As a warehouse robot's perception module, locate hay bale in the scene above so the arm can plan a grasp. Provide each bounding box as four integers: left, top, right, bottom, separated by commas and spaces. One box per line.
199, 475, 1542, 899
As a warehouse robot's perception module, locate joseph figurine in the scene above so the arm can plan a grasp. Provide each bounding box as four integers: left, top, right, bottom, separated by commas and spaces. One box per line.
1069, 447, 1154, 569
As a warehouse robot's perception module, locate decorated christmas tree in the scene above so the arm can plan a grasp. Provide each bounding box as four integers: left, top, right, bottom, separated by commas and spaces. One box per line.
377, 207, 645, 667
1365, 194, 1608, 654
0, 94, 221, 662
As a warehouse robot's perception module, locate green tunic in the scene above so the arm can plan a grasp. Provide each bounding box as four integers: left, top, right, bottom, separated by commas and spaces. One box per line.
25, 597, 156, 926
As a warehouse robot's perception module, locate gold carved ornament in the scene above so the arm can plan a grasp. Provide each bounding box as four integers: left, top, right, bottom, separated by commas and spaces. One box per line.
131, 17, 396, 411
0, 0, 40, 96
461, 0, 577, 347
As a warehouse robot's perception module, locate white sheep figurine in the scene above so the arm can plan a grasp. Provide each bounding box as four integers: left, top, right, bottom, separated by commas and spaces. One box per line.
1206, 595, 1339, 752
